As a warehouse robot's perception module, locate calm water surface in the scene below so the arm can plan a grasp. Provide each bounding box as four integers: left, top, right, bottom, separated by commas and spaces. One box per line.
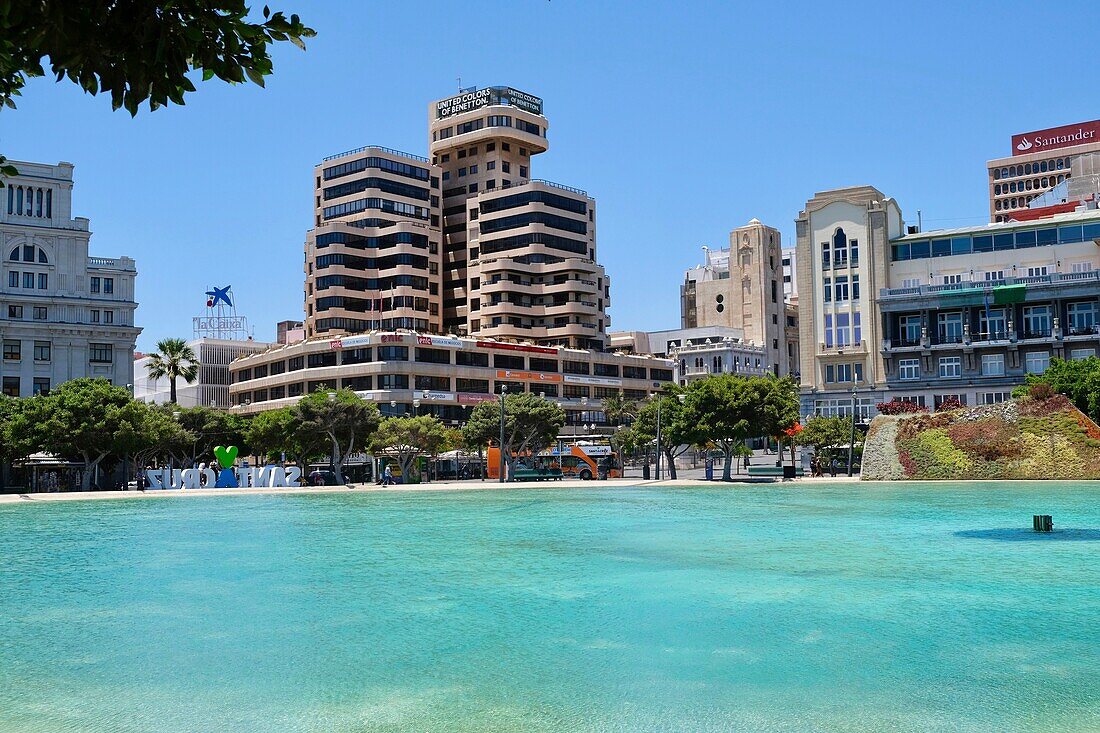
1, 482, 1098, 732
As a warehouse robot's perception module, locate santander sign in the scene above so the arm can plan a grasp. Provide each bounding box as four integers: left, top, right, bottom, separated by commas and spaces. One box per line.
1012, 120, 1100, 156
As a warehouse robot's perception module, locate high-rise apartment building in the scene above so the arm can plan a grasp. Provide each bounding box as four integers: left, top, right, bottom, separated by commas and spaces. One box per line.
680, 219, 790, 375
232, 87, 671, 425
428, 87, 608, 350
988, 119, 1100, 223
1, 161, 140, 397
304, 146, 443, 338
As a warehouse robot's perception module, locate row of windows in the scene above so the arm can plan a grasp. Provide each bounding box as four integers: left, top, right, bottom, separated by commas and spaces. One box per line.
2, 341, 111, 364
820, 229, 859, 267
433, 117, 545, 141
993, 175, 1066, 196
322, 197, 430, 222
1, 376, 52, 397
892, 302, 1097, 343
316, 274, 431, 291
8, 246, 48, 264
7, 271, 48, 289
322, 156, 430, 182
995, 196, 1038, 211
479, 232, 589, 257
235, 351, 666, 381
90, 276, 114, 294
896, 351, 1056, 380
478, 190, 587, 216
7, 305, 48, 320
316, 295, 434, 313
5, 186, 52, 218
315, 231, 429, 250
480, 211, 587, 236
313, 317, 431, 333
992, 157, 1073, 179
891, 221, 1100, 261
322, 177, 431, 202
316, 252, 430, 271
822, 275, 860, 303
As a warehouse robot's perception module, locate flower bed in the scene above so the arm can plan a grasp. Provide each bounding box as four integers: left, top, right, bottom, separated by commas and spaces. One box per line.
861, 396, 1100, 480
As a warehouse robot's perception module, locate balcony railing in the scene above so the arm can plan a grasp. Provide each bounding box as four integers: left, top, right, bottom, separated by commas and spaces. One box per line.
322, 145, 429, 163
880, 270, 1100, 299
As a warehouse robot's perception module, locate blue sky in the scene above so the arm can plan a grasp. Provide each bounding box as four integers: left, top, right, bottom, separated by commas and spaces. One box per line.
1, 0, 1092, 351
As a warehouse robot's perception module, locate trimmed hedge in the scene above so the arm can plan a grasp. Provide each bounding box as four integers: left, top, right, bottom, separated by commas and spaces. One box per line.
863, 396, 1100, 480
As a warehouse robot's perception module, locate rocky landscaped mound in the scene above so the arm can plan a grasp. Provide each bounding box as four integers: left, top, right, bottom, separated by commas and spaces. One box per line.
861, 395, 1100, 480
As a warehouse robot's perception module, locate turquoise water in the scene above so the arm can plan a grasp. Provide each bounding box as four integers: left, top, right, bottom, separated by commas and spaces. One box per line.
1, 483, 1098, 732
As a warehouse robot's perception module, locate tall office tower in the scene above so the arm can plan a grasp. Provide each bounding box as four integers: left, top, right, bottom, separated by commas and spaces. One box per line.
428, 87, 610, 349
304, 147, 443, 339
680, 219, 789, 375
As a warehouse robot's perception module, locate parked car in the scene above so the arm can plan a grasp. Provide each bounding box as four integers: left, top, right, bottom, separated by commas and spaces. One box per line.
307, 470, 341, 486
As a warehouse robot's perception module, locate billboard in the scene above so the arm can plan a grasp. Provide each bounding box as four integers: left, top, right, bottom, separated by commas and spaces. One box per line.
436, 86, 543, 120
1012, 120, 1100, 156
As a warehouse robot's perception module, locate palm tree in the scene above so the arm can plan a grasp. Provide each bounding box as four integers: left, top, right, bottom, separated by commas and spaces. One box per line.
145, 338, 199, 404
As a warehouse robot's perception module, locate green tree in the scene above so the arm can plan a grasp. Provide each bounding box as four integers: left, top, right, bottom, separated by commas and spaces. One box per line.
170, 404, 240, 467
293, 388, 380, 485
370, 416, 451, 484
600, 390, 638, 427
631, 389, 701, 480
247, 405, 325, 469
25, 379, 144, 490
115, 401, 191, 481
0, 396, 40, 488
144, 338, 199, 404
463, 393, 565, 482
1, 3, 314, 149
797, 415, 864, 468
1018, 356, 1100, 421
682, 374, 799, 480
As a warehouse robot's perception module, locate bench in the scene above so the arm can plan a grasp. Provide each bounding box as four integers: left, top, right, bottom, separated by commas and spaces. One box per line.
512, 468, 565, 482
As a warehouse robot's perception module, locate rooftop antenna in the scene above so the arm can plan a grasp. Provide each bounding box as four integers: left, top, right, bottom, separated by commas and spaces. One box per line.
917, 209, 923, 232
457, 76, 461, 91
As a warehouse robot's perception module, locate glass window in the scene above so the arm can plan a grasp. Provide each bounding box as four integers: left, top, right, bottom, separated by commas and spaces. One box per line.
1070, 348, 1097, 360
103, 278, 114, 294
33, 306, 46, 320
950, 237, 971, 255
90, 276, 100, 293
32, 378, 50, 396
456, 350, 489, 367
1025, 351, 1050, 374
972, 235, 993, 253
900, 315, 921, 343
1023, 305, 1051, 338
38, 273, 47, 289
938, 312, 963, 343
1068, 301, 1097, 334
22, 272, 34, 289
378, 374, 409, 390
1035, 229, 1056, 246
3, 340, 21, 361
7, 305, 22, 319
89, 343, 112, 363
931, 239, 951, 257
993, 233, 1014, 251
979, 308, 1006, 339
981, 353, 1005, 376
898, 358, 920, 380
7, 271, 17, 287
33, 341, 50, 361
1059, 225, 1084, 243
378, 345, 409, 361
911, 240, 930, 258
938, 356, 961, 378
2, 377, 19, 397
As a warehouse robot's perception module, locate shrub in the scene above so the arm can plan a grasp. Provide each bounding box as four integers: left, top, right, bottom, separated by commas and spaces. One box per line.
896, 412, 952, 442
876, 399, 929, 415
899, 428, 972, 479
1018, 394, 1072, 417
1028, 382, 1056, 401
936, 395, 963, 412
947, 417, 1020, 461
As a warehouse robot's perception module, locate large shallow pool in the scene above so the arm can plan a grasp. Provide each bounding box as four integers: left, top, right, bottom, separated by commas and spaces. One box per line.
1, 483, 1098, 732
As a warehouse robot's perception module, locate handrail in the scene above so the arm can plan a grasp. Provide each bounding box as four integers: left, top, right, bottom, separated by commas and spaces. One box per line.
322, 145, 429, 163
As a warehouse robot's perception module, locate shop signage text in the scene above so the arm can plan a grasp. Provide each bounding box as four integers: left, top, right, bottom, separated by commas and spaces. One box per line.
1012, 120, 1100, 155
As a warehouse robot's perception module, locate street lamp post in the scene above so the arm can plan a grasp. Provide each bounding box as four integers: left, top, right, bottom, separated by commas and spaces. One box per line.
847, 385, 859, 477
498, 385, 507, 482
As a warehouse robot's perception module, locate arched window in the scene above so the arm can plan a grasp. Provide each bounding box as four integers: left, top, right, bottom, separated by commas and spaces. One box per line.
993, 168, 1000, 180
8, 247, 18, 261
37, 248, 48, 264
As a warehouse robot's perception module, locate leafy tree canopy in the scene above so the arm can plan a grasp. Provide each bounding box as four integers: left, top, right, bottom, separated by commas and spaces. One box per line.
0, 1, 315, 115
463, 393, 564, 480
1019, 356, 1100, 422
294, 388, 380, 484
370, 415, 452, 482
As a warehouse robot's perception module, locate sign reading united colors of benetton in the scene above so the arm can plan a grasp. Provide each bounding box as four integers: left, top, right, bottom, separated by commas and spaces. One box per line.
1012, 119, 1100, 156
436, 87, 543, 120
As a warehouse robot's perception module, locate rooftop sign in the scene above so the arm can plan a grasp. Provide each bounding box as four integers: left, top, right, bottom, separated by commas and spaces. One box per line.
1012, 120, 1100, 156
436, 86, 543, 120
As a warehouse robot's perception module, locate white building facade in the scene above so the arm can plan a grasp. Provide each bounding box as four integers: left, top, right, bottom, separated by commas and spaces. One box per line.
135, 337, 271, 408
1, 161, 140, 397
